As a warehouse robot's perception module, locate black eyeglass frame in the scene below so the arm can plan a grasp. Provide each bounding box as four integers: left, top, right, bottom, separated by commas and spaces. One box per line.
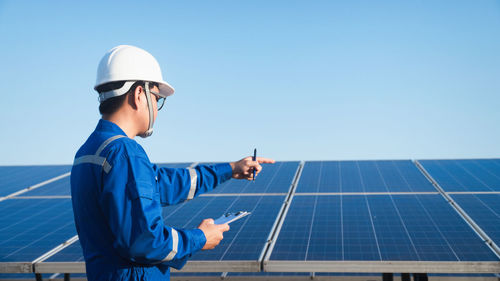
149, 90, 165, 111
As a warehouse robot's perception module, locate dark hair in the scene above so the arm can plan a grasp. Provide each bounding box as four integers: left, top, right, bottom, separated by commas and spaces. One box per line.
97, 81, 144, 115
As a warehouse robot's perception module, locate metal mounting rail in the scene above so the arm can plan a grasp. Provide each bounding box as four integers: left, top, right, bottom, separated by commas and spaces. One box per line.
264, 260, 500, 273
32, 235, 79, 265
414, 160, 500, 259
261, 161, 305, 268
257, 161, 305, 268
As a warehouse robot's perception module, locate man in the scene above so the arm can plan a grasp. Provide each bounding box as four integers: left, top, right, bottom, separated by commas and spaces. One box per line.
71, 45, 274, 280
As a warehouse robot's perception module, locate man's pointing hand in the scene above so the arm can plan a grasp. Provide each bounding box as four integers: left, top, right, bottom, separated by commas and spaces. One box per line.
230, 156, 275, 181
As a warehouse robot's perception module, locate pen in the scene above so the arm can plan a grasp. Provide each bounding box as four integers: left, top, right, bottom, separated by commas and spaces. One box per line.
252, 148, 257, 181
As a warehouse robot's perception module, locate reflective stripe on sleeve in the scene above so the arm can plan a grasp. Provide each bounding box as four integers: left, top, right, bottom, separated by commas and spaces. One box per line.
186, 168, 197, 200
162, 228, 179, 261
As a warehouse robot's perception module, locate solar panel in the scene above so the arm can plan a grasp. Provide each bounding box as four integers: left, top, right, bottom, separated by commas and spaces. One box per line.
0, 199, 75, 263
3, 159, 500, 277
0, 165, 70, 197
419, 159, 500, 192
208, 162, 299, 194
296, 161, 436, 193
265, 194, 499, 272
451, 194, 500, 247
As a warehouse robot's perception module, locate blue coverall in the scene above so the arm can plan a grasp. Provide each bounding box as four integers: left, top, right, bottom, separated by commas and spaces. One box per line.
71, 119, 233, 280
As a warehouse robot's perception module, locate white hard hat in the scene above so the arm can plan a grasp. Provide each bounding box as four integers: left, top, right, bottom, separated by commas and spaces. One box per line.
95, 45, 175, 102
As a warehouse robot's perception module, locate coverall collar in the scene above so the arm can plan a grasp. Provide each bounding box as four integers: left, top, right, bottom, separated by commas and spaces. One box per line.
96, 119, 128, 136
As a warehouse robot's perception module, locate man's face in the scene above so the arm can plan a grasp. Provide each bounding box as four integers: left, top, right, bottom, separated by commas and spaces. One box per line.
149, 85, 161, 122
136, 84, 162, 135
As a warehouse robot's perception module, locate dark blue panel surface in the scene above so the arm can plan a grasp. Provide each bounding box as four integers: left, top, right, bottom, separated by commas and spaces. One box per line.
420, 159, 500, 192
0, 199, 76, 262
210, 161, 298, 194
45, 240, 84, 262
270, 194, 498, 261
451, 194, 500, 246
163, 195, 285, 261
296, 161, 435, 193
0, 165, 70, 197
21, 177, 70, 196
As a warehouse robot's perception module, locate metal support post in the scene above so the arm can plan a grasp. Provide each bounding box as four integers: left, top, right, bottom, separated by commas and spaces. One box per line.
382, 273, 393, 281
413, 273, 428, 281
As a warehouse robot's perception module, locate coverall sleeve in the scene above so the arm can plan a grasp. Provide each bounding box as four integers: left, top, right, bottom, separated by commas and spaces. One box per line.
99, 150, 206, 269
154, 163, 233, 206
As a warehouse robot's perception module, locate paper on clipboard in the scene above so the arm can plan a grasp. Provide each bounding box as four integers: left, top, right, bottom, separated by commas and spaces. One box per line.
214, 211, 250, 225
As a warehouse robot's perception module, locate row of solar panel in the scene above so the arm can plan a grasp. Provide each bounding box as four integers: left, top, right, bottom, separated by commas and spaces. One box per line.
2, 159, 499, 199
1, 159, 499, 277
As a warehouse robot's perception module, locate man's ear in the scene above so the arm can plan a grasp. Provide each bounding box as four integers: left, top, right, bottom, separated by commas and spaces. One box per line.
129, 85, 144, 110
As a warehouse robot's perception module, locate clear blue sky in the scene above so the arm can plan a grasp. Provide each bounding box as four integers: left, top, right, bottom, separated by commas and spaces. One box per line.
0, 0, 499, 165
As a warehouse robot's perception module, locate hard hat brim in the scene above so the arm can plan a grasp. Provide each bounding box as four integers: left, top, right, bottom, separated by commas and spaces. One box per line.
158, 81, 175, 97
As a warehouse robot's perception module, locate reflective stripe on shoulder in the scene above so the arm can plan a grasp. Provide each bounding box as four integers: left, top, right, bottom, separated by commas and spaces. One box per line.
72, 135, 126, 173
186, 167, 197, 200
73, 155, 106, 167
95, 135, 126, 156
162, 228, 179, 262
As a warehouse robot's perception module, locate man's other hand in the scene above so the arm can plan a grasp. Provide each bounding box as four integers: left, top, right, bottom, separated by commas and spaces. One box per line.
198, 219, 230, 250
230, 157, 275, 180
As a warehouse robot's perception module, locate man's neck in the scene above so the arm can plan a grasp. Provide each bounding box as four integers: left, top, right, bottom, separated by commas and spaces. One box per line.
102, 112, 137, 138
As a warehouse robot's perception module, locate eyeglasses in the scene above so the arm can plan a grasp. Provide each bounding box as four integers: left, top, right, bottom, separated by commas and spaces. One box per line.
150, 91, 165, 111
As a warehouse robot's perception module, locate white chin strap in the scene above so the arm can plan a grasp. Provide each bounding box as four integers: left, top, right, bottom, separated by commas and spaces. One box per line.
139, 82, 154, 138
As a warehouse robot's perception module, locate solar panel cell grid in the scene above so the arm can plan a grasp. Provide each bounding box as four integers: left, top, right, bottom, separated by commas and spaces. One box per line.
162, 195, 285, 261
451, 194, 500, 247
269, 194, 499, 262
0, 199, 76, 262
420, 159, 500, 192
210, 162, 298, 194
296, 161, 435, 193
0, 165, 70, 197
20, 177, 70, 197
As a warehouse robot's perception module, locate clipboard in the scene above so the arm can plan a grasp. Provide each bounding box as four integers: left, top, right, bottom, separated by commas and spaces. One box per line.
214, 211, 251, 225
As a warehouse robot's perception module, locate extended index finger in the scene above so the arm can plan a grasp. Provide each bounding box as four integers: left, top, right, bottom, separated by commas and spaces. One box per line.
256, 157, 275, 164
